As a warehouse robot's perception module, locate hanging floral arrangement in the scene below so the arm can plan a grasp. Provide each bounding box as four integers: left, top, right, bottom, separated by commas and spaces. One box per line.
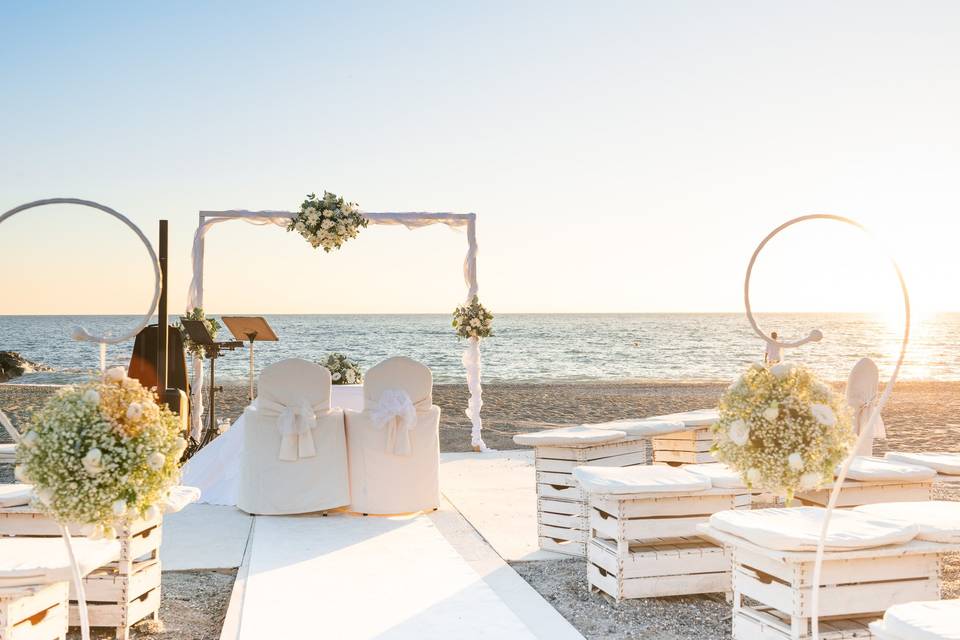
711, 362, 853, 501
288, 191, 368, 252
15, 367, 186, 537
452, 296, 493, 340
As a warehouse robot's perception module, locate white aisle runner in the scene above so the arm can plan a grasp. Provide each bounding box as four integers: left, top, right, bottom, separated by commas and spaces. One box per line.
237, 514, 538, 639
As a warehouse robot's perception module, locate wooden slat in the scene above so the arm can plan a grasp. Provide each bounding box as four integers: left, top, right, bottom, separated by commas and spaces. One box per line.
653, 450, 716, 464
651, 438, 713, 453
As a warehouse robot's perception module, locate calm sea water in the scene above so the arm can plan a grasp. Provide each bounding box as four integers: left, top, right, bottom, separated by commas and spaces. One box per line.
1, 313, 957, 385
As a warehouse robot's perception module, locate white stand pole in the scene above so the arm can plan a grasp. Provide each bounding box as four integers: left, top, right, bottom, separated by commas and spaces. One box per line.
248, 340, 255, 402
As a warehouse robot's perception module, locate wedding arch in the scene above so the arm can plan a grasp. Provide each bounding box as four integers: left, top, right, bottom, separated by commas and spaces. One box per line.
186, 208, 487, 450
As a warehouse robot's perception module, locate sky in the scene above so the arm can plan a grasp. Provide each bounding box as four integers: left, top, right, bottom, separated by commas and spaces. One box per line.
1, 1, 958, 316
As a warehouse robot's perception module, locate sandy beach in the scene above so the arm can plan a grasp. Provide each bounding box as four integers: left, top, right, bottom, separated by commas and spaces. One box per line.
3, 380, 959, 640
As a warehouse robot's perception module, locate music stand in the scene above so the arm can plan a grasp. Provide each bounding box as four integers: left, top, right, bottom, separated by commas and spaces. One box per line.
179, 319, 243, 447
221, 316, 279, 401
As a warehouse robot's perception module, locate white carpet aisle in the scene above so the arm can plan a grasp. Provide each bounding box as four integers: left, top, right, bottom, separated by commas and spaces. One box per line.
235, 514, 540, 639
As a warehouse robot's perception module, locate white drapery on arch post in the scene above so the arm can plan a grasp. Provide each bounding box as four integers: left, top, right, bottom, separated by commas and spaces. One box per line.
186, 209, 487, 451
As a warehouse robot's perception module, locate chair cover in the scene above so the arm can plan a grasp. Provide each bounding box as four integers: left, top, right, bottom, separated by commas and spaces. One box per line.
238, 359, 349, 515
846, 357, 886, 456
345, 357, 440, 514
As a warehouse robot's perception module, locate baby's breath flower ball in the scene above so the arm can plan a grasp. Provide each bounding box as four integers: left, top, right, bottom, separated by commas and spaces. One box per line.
15, 367, 186, 531
711, 362, 854, 501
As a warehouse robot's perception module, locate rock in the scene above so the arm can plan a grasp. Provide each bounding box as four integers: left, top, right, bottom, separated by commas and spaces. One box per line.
0, 351, 51, 382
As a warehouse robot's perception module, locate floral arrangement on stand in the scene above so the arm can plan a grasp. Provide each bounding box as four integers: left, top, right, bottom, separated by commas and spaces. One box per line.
321, 353, 362, 385
711, 362, 853, 501
178, 307, 221, 358
288, 191, 368, 252
452, 295, 493, 340
14, 366, 186, 537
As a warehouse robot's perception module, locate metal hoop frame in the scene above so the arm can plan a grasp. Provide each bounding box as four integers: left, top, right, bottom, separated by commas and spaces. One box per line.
0, 198, 161, 344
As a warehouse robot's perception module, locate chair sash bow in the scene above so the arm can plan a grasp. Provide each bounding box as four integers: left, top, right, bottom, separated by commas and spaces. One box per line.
254, 398, 329, 461
369, 389, 427, 456
854, 397, 886, 439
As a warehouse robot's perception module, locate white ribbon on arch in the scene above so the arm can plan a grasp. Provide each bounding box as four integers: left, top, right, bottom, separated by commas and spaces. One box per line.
744, 214, 909, 640
186, 209, 486, 450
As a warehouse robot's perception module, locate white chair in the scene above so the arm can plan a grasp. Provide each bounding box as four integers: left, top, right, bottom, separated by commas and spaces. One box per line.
846, 357, 886, 456
345, 357, 440, 515
238, 359, 350, 515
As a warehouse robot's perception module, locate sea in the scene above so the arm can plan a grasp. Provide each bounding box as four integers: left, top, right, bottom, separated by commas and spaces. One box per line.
1, 313, 957, 386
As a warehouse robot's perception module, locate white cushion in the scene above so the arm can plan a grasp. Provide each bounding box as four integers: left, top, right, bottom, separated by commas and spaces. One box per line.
163, 485, 201, 514
513, 425, 626, 447
686, 463, 747, 489
588, 419, 686, 437
0, 538, 120, 587
883, 599, 960, 640
648, 408, 719, 427
886, 452, 960, 475
842, 457, 937, 482
854, 501, 960, 543
709, 506, 918, 551
0, 483, 32, 508
573, 465, 711, 495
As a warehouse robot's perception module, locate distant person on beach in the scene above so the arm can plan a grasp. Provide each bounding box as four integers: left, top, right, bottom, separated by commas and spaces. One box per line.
765, 331, 783, 364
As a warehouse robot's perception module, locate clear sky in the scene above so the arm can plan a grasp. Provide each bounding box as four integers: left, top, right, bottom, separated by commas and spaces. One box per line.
2, 1, 958, 316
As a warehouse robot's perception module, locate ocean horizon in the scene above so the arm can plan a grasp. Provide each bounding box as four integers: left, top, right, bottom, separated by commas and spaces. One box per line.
2, 312, 956, 385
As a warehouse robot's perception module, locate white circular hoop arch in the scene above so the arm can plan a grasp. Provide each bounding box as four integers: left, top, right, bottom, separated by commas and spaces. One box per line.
744, 214, 910, 640
0, 197, 162, 345
186, 209, 487, 450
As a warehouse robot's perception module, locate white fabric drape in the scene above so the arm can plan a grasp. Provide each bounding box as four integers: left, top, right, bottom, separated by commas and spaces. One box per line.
186, 209, 485, 449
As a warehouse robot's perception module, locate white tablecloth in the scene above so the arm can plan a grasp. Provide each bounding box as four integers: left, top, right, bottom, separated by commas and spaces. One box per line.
182, 385, 363, 506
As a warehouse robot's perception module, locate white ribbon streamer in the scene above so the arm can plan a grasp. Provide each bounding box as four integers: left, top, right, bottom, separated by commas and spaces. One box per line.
0, 408, 20, 443
186, 209, 485, 448
253, 398, 330, 461
370, 389, 421, 456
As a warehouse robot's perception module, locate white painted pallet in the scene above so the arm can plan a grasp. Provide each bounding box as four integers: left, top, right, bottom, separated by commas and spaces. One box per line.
533, 438, 652, 557
795, 480, 932, 508
652, 427, 717, 465
0, 507, 162, 640
0, 581, 68, 640
702, 525, 957, 640
585, 487, 745, 600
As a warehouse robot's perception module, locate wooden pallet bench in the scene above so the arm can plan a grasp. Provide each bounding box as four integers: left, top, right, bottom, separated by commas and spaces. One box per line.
652, 427, 717, 465
795, 478, 932, 509
0, 582, 68, 640
702, 524, 958, 640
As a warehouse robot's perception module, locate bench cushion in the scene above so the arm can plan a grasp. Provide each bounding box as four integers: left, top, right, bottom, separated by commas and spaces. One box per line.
854, 501, 960, 543
573, 465, 710, 495
163, 485, 201, 514
647, 408, 718, 427
588, 419, 686, 437
709, 506, 918, 551
513, 425, 626, 447
0, 484, 32, 508
885, 452, 960, 475
686, 463, 747, 489
882, 599, 960, 640
842, 457, 937, 482
0, 538, 120, 587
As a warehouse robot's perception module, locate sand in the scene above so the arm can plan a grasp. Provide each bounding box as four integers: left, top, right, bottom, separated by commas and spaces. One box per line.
4, 380, 960, 640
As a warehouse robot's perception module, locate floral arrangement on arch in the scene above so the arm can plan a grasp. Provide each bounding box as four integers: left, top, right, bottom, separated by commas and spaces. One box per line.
178, 307, 221, 358
321, 353, 362, 385
288, 191, 368, 252
15, 367, 186, 537
711, 362, 853, 501
452, 296, 493, 340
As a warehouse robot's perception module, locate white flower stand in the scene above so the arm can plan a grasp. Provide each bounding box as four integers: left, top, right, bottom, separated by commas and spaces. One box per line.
0, 582, 69, 640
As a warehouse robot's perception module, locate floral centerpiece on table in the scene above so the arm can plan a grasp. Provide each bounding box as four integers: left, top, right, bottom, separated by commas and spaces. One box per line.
321, 353, 362, 385
711, 362, 853, 501
452, 296, 493, 340
15, 366, 186, 537
178, 307, 221, 358
288, 191, 368, 252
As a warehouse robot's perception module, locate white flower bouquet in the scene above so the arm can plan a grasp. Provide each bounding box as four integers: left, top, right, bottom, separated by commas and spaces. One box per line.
452, 296, 493, 340
321, 353, 362, 385
712, 362, 853, 500
288, 191, 368, 252
15, 367, 186, 536
178, 307, 221, 358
